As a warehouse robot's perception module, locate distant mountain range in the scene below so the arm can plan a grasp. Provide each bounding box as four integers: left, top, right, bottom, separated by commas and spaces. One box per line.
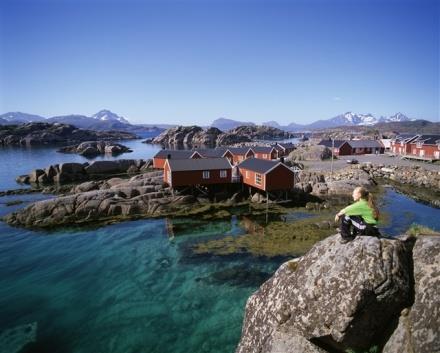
212, 112, 415, 132
0, 110, 165, 133
1, 110, 431, 134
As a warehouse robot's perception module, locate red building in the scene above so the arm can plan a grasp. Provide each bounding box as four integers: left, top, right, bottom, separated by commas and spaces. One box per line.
251, 146, 278, 160
153, 150, 194, 169
237, 158, 295, 192
405, 135, 440, 161
163, 158, 233, 188
275, 142, 295, 156
225, 147, 254, 165
390, 135, 418, 156
318, 140, 384, 156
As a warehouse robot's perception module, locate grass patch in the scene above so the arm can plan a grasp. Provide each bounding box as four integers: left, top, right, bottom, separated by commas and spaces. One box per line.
405, 223, 440, 236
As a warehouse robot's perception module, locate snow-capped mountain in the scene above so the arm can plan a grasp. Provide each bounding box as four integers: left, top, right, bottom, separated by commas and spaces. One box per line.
0, 112, 46, 123
379, 112, 411, 123
91, 109, 130, 124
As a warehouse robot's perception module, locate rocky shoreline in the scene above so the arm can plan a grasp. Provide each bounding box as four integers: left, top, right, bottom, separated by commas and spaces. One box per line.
236, 233, 440, 353
4, 160, 439, 229
0, 122, 138, 146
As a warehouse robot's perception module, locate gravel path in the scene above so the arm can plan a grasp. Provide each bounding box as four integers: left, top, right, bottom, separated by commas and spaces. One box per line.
301, 154, 440, 172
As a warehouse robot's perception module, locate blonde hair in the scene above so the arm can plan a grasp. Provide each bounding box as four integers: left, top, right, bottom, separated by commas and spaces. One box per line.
355, 186, 379, 220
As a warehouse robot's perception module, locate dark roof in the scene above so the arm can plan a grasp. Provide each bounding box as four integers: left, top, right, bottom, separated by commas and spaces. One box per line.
413, 134, 440, 145
166, 158, 232, 172
394, 134, 418, 143
251, 146, 275, 153
318, 140, 346, 148
272, 144, 284, 151
346, 140, 383, 148
154, 149, 193, 159
276, 142, 295, 149
226, 147, 253, 155
238, 158, 292, 175
193, 148, 227, 158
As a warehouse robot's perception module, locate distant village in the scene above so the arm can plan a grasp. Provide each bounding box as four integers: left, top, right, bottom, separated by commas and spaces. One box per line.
153, 134, 440, 195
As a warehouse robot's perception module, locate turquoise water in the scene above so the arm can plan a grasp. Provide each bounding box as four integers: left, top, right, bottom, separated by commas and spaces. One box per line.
0, 215, 280, 353
0, 188, 439, 353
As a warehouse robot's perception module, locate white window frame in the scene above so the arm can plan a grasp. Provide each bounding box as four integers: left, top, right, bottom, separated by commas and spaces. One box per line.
220, 170, 227, 178
246, 170, 250, 179
416, 141, 423, 148
255, 173, 262, 185
202, 171, 210, 179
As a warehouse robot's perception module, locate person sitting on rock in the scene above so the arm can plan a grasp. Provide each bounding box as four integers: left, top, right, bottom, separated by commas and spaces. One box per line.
334, 186, 381, 243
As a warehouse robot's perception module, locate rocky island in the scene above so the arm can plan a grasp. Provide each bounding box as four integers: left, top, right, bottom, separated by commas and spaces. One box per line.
0, 122, 138, 146
57, 141, 132, 157
150, 125, 293, 147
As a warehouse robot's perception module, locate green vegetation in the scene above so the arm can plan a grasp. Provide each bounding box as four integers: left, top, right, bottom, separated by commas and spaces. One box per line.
192, 209, 337, 257
406, 223, 440, 236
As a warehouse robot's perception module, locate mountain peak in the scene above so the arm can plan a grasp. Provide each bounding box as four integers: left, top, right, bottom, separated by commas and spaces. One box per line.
91, 110, 130, 124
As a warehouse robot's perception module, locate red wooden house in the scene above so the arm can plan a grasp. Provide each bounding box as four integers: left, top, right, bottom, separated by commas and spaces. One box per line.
318, 140, 384, 156
275, 142, 295, 156
163, 158, 233, 188
153, 150, 194, 169
317, 140, 348, 156
251, 146, 278, 160
225, 147, 254, 165
237, 158, 295, 192
405, 135, 440, 160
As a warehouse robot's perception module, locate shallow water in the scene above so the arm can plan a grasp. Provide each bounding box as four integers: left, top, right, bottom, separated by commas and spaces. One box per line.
0, 187, 438, 353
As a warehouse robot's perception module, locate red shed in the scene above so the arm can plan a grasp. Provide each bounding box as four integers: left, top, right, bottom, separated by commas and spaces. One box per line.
237, 158, 295, 192
153, 150, 193, 169
251, 146, 278, 160
406, 135, 440, 160
225, 147, 255, 165
164, 158, 233, 188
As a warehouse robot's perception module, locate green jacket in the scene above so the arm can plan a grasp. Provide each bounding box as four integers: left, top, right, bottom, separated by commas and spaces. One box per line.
341, 199, 378, 225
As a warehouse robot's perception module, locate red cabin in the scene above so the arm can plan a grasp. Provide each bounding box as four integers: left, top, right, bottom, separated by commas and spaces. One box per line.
225, 147, 254, 165
164, 158, 233, 188
153, 150, 194, 169
251, 146, 278, 160
405, 135, 440, 160
237, 158, 295, 192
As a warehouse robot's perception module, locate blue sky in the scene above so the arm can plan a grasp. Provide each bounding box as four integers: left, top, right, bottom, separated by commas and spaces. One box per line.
0, 0, 438, 125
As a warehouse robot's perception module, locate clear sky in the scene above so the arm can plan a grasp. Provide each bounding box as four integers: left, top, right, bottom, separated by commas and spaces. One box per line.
0, 0, 438, 125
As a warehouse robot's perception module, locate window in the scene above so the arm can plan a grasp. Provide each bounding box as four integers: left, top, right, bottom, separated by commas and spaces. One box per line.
255, 173, 262, 185
263, 154, 267, 159
203, 171, 210, 179
416, 142, 422, 148
246, 170, 249, 178
220, 170, 227, 178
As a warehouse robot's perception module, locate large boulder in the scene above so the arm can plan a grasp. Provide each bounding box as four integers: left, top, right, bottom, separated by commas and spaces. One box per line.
383, 235, 440, 353
236, 234, 412, 353
84, 160, 137, 175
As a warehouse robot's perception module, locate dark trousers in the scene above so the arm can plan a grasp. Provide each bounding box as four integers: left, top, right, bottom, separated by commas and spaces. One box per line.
340, 215, 381, 240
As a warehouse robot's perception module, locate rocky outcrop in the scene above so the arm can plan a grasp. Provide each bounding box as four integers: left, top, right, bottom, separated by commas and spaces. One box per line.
152, 125, 292, 147
383, 235, 440, 353
58, 141, 132, 156
0, 122, 138, 146
15, 159, 152, 186
4, 171, 195, 228
236, 234, 439, 353
152, 126, 223, 146
218, 125, 292, 146
287, 145, 332, 161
